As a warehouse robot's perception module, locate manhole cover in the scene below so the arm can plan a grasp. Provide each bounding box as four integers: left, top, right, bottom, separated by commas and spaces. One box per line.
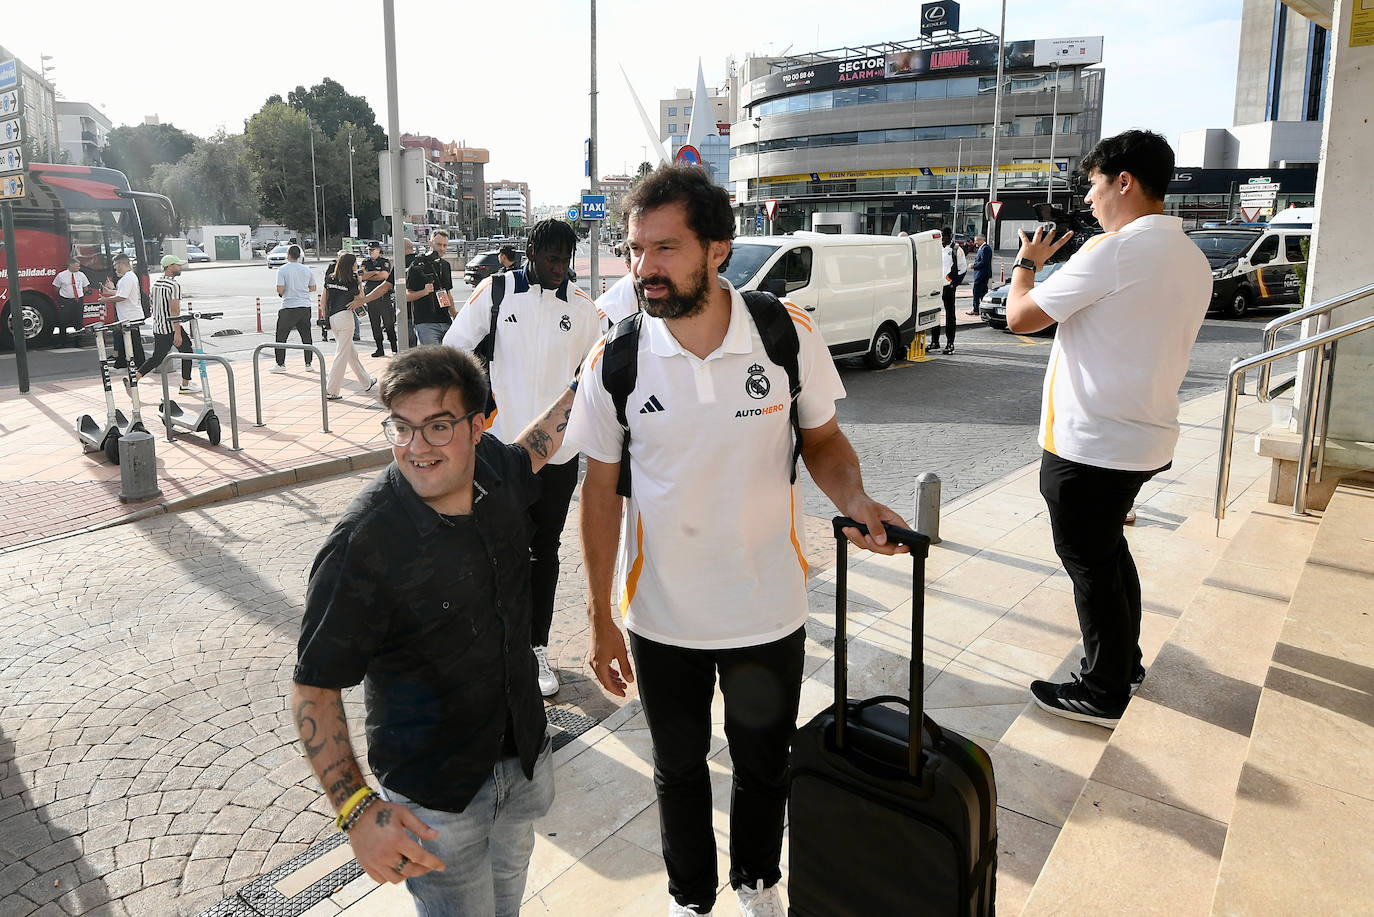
211, 328, 244, 337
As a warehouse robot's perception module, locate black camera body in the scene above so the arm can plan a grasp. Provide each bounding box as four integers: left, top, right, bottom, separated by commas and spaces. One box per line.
410, 250, 444, 288
1033, 202, 1102, 264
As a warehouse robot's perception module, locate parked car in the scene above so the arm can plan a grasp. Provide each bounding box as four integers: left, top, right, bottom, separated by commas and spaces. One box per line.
185, 243, 211, 263
463, 250, 522, 286
267, 242, 291, 268
721, 231, 944, 370
979, 261, 1065, 331
952, 233, 978, 256
1188, 224, 1310, 317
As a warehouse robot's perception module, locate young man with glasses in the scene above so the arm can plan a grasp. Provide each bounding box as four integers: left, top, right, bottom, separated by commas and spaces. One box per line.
291, 345, 577, 916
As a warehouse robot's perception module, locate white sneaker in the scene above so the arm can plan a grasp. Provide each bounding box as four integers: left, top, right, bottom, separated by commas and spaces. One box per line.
668, 901, 711, 916
269, 364, 287, 374
179, 382, 200, 394
736, 881, 785, 917
533, 646, 559, 696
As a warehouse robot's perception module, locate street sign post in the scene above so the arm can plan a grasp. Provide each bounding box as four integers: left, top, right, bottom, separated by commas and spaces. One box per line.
986, 200, 1004, 221
580, 194, 606, 220
567, 206, 581, 222
0, 145, 23, 174
755, 212, 764, 232
0, 174, 24, 199
0, 90, 17, 117
1, 58, 29, 391
1, 118, 20, 145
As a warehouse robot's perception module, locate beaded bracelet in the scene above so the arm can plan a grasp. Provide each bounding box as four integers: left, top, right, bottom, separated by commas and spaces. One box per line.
341, 792, 379, 833
334, 787, 377, 832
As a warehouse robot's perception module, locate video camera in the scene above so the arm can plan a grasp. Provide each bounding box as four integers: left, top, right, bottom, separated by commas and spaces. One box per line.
409, 249, 445, 288
1032, 202, 1102, 264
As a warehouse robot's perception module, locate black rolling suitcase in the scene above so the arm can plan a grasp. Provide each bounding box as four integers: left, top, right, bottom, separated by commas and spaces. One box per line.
788, 517, 998, 916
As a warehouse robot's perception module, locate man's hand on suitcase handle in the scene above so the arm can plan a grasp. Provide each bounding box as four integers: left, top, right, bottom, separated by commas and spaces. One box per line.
835, 502, 913, 555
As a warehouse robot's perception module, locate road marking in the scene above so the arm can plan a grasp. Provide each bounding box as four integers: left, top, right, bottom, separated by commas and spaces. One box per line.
1015, 335, 1045, 346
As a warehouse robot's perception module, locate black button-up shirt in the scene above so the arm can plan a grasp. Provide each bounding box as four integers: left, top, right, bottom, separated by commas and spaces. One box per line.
294, 437, 545, 813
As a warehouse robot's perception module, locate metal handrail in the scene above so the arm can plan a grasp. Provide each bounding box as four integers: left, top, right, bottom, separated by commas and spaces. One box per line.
1215, 310, 1374, 527
1256, 282, 1374, 401
250, 343, 330, 433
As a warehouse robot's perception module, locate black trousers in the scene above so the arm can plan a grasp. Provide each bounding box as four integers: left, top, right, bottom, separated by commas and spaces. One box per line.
367, 298, 397, 352
137, 331, 192, 382
972, 276, 990, 310
629, 626, 806, 912
528, 456, 580, 647
58, 296, 83, 343
1039, 450, 1165, 705
929, 284, 957, 347
274, 306, 314, 366
112, 325, 146, 370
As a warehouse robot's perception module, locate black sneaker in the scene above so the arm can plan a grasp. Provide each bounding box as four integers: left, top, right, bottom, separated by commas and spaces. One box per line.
1078, 657, 1146, 696
1030, 675, 1126, 728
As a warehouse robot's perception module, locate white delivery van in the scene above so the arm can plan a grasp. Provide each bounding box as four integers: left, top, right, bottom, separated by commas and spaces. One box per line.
721, 231, 944, 369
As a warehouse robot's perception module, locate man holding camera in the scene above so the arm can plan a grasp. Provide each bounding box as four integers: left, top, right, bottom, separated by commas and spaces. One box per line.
1007, 130, 1211, 728
409, 230, 455, 346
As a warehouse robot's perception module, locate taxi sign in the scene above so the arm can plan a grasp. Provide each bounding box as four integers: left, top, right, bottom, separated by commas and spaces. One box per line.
0, 173, 25, 200
580, 194, 606, 220
1, 118, 20, 145
0, 145, 23, 175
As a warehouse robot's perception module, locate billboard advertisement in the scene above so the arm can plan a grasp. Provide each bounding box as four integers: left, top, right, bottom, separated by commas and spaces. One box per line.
1032, 37, 1105, 67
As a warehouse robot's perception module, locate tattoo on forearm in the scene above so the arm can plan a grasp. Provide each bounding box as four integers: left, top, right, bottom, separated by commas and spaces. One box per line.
555, 406, 571, 433
295, 699, 325, 758
375, 807, 392, 828
525, 428, 552, 458
326, 775, 362, 805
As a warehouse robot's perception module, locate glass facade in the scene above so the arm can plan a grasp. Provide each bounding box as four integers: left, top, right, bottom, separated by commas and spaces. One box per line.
750, 70, 1074, 117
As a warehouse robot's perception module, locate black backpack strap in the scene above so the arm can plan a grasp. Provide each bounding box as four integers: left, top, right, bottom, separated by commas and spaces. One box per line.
601, 311, 643, 498
742, 290, 803, 484
474, 274, 505, 364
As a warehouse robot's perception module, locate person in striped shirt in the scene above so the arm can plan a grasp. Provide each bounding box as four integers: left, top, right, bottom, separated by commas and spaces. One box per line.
130, 254, 197, 395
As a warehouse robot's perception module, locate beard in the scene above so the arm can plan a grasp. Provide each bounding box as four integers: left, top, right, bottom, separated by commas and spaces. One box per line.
635, 259, 711, 320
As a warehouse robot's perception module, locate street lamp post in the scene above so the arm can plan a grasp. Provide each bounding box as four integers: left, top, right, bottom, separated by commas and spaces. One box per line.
953, 138, 964, 231
308, 122, 320, 262
753, 116, 762, 236
988, 0, 1007, 249
348, 135, 356, 236
1046, 63, 1061, 203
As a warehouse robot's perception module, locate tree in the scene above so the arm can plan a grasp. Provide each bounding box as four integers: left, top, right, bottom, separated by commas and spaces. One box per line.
243, 103, 316, 235
272, 78, 386, 152
151, 131, 258, 231
101, 124, 197, 188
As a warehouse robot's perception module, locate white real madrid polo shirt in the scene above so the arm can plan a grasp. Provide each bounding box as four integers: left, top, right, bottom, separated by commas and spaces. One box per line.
565, 278, 846, 649
445, 270, 604, 465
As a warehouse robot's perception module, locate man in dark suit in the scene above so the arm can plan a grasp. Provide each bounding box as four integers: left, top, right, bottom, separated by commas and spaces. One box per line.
968, 234, 993, 316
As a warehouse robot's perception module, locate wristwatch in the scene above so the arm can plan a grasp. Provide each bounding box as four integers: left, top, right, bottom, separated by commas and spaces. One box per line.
1013, 257, 1038, 274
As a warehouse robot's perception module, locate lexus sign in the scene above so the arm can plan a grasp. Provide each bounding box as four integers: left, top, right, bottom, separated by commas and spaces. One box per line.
920, 0, 960, 35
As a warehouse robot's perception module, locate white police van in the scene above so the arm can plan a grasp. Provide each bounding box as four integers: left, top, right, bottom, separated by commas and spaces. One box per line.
1189, 210, 1312, 318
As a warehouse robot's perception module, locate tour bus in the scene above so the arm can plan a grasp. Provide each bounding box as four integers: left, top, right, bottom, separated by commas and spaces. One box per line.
0, 163, 174, 348
722, 231, 945, 369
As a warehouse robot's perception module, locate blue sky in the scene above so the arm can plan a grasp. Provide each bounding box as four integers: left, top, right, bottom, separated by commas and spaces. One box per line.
7, 0, 1245, 206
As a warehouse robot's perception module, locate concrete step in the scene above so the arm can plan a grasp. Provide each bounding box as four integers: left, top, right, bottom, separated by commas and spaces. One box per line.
1210, 483, 1374, 916
1018, 501, 1321, 917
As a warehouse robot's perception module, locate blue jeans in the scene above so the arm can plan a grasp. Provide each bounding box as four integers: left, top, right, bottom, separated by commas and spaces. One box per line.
414, 322, 450, 346
382, 736, 555, 917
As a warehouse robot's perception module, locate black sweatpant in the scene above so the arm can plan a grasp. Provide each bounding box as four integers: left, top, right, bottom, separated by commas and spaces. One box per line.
528, 456, 580, 647
367, 298, 397, 353
137, 331, 192, 382
629, 626, 806, 913
274, 306, 314, 366
1039, 450, 1166, 705
929, 284, 957, 348
112, 325, 146, 370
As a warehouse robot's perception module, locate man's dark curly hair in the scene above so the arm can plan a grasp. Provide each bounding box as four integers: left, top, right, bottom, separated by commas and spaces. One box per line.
1080, 129, 1175, 202
623, 164, 735, 268
526, 218, 579, 256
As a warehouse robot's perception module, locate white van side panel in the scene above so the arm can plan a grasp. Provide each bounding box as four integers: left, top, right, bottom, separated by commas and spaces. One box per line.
873, 245, 911, 333
815, 246, 877, 350
913, 234, 944, 331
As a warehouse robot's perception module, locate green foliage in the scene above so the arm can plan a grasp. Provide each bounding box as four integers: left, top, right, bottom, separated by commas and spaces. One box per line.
151, 131, 259, 231
280, 77, 387, 152
101, 123, 198, 188
243, 103, 316, 234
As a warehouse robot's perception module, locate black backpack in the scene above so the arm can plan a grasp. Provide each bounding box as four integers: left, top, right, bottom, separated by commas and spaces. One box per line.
473, 274, 508, 417
601, 290, 803, 498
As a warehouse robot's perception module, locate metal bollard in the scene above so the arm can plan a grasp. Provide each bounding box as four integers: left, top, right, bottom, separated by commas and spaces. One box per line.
117, 431, 163, 503
914, 472, 942, 545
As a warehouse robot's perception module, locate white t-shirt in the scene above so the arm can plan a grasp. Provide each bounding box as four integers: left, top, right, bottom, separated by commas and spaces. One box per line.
444, 270, 604, 465
596, 273, 640, 330
113, 271, 144, 322
1029, 213, 1212, 471
54, 270, 90, 300
564, 279, 846, 649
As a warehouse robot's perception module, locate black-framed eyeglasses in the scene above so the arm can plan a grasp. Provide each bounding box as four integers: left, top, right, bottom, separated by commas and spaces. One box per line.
381, 409, 481, 447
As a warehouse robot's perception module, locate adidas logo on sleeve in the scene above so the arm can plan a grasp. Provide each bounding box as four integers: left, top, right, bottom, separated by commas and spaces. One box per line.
503, 314, 518, 323
639, 395, 666, 414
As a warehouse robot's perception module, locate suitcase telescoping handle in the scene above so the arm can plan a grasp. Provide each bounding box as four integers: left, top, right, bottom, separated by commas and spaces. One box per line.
831, 517, 931, 779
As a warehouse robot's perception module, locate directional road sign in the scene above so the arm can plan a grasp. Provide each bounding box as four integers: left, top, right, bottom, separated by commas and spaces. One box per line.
0, 91, 17, 117
580, 194, 606, 220
0, 60, 16, 91
567, 206, 580, 222
755, 212, 764, 231
0, 145, 23, 175
1, 118, 19, 145
0, 174, 25, 200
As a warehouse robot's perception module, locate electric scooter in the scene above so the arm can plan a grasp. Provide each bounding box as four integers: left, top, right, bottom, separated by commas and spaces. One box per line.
75, 322, 133, 463
110, 320, 152, 465
157, 310, 224, 445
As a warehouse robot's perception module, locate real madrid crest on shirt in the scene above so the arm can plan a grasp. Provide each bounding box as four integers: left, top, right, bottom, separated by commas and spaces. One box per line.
559, 314, 572, 332
745, 363, 771, 400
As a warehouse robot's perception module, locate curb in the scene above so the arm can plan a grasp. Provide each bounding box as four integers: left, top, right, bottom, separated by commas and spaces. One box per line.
1, 447, 393, 555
